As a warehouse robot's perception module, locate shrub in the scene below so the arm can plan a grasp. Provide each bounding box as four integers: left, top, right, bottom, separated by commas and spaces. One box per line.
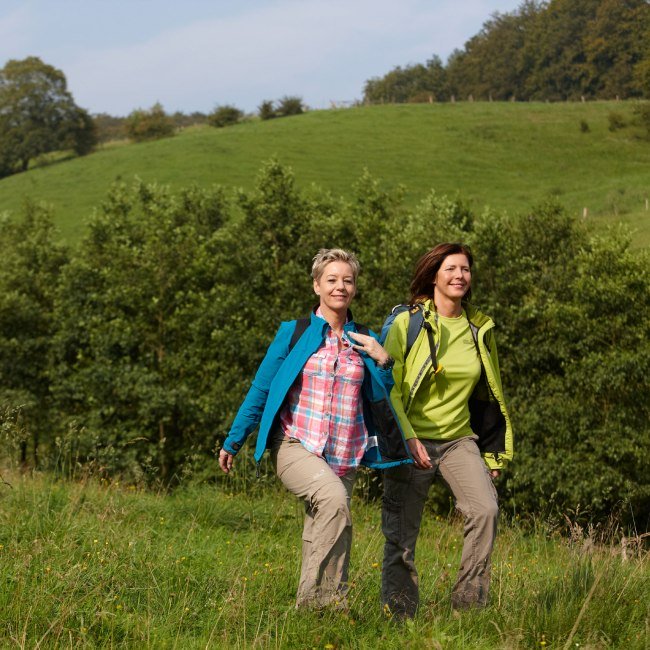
579, 120, 590, 133
208, 104, 244, 128
125, 102, 175, 142
276, 95, 304, 117
608, 111, 626, 131
633, 103, 650, 138
258, 100, 276, 121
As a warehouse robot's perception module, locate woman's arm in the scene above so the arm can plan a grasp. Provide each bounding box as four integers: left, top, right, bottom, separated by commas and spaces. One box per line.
220, 321, 294, 466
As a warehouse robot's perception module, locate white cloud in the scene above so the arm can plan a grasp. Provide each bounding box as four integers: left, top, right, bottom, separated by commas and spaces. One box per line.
4, 0, 525, 115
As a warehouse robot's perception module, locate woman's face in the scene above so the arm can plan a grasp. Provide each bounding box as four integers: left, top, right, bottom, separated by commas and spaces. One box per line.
313, 261, 357, 313
434, 253, 471, 302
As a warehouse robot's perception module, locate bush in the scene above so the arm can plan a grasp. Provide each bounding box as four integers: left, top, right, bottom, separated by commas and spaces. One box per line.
208, 104, 244, 128
1, 163, 648, 527
125, 102, 175, 142
633, 102, 650, 138
579, 120, 590, 133
608, 111, 626, 131
258, 100, 276, 121
276, 95, 304, 117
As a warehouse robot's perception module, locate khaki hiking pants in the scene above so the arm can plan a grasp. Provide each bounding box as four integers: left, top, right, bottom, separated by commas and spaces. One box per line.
381, 435, 498, 617
271, 436, 356, 609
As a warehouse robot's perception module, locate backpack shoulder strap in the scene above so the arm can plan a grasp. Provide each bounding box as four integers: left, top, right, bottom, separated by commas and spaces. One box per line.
288, 317, 310, 351
405, 305, 425, 358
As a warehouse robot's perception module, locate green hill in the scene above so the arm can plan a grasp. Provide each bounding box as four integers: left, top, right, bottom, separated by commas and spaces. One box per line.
1, 102, 648, 244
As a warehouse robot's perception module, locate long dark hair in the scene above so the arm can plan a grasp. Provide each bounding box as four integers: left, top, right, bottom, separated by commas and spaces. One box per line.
409, 243, 474, 304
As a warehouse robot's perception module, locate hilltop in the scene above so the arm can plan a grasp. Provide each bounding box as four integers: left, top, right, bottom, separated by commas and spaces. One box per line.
0, 101, 648, 244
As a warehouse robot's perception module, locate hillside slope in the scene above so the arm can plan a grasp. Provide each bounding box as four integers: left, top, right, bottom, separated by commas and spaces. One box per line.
0, 102, 648, 243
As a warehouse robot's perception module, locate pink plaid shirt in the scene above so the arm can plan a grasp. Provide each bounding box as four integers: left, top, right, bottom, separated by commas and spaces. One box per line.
279, 317, 368, 476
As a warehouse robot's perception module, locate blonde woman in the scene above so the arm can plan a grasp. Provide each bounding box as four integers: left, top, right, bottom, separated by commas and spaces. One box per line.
219, 249, 411, 610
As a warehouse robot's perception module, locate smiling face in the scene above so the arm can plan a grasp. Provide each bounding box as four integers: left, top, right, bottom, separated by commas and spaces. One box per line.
434, 253, 472, 304
313, 261, 357, 315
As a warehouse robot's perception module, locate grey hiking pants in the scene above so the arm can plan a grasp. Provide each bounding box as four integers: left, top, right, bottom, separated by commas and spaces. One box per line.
381, 435, 498, 617
271, 436, 356, 609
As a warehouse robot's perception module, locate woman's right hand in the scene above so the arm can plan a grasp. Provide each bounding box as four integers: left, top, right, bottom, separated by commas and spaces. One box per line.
219, 449, 234, 474
407, 438, 432, 470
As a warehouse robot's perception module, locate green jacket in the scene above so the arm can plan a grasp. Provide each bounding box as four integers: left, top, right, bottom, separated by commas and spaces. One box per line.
384, 299, 513, 470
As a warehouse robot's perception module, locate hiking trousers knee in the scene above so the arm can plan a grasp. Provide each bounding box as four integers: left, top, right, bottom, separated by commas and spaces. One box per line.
272, 437, 356, 609
381, 435, 498, 617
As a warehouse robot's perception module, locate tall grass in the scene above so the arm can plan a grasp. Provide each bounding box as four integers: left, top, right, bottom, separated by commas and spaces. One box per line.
0, 469, 647, 649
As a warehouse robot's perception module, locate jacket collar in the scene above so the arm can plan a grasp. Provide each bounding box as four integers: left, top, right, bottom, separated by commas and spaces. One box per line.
422, 298, 492, 329
310, 305, 357, 333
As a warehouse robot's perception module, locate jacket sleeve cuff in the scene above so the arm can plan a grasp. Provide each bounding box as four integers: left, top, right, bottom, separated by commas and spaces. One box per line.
222, 439, 242, 456
483, 453, 506, 471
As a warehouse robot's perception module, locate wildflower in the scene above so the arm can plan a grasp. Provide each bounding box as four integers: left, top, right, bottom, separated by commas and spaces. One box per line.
371, 562, 379, 569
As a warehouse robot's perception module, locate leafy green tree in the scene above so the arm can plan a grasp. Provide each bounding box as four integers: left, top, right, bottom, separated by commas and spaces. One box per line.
52, 181, 228, 483
276, 96, 304, 117
0, 205, 68, 466
208, 104, 244, 128
364, 56, 449, 103
0, 56, 97, 177
258, 99, 276, 120
447, 5, 539, 101
125, 102, 175, 142
584, 0, 649, 98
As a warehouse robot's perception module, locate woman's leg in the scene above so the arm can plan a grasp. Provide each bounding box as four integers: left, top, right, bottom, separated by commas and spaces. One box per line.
273, 438, 356, 609
437, 436, 498, 609
381, 459, 436, 618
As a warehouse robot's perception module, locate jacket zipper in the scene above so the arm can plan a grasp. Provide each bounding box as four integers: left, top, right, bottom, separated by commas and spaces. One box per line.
405, 356, 433, 412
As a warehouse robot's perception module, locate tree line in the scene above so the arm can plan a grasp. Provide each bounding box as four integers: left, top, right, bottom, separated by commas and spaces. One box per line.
1, 161, 648, 529
364, 0, 650, 103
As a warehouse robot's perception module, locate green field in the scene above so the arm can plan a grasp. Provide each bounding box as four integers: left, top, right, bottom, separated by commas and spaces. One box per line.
0, 470, 647, 649
0, 102, 648, 244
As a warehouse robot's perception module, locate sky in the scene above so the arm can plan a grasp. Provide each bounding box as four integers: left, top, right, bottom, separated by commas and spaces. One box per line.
0, 0, 524, 117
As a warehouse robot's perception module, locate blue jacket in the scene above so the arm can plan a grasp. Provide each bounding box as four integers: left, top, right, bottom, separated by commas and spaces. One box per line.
223, 310, 412, 470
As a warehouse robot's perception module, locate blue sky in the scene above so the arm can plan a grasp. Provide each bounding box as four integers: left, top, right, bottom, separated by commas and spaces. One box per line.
0, 0, 524, 116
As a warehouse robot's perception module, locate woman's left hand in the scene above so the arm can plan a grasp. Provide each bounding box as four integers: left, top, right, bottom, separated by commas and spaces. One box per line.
346, 331, 391, 367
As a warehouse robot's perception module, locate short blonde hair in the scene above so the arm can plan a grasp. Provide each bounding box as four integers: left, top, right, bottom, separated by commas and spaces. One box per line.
311, 248, 361, 281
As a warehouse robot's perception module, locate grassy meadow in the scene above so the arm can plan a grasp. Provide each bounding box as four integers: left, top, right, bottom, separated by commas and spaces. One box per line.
0, 468, 648, 649
0, 101, 648, 244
